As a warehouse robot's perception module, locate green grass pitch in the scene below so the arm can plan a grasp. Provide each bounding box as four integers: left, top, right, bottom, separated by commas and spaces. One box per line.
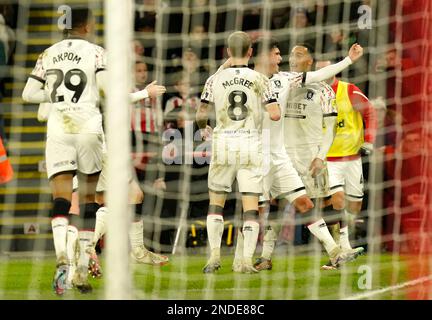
0, 253, 408, 300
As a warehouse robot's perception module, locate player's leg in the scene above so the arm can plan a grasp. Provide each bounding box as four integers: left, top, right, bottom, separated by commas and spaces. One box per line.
341, 158, 365, 254
237, 165, 263, 274
72, 134, 103, 293
73, 171, 100, 292
92, 160, 108, 250
256, 194, 314, 270
240, 193, 261, 273
306, 161, 349, 268
128, 177, 169, 266
327, 160, 347, 248
256, 162, 313, 270
251, 200, 270, 271
45, 134, 78, 295
203, 162, 233, 273
203, 190, 227, 273
298, 164, 353, 266
319, 162, 345, 236
65, 177, 80, 288
232, 227, 245, 272
49, 172, 74, 260
255, 199, 280, 271
305, 197, 345, 266
252, 170, 272, 271
49, 172, 74, 295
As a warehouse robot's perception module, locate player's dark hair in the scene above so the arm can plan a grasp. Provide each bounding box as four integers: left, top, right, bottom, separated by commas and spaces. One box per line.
70, 7, 93, 30
135, 58, 147, 66
252, 37, 280, 58
227, 31, 251, 58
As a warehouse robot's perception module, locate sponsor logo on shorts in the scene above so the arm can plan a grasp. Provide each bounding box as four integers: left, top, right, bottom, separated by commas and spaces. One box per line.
53, 160, 73, 168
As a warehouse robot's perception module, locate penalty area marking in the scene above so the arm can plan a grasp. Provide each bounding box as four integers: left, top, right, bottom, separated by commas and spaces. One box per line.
343, 274, 432, 300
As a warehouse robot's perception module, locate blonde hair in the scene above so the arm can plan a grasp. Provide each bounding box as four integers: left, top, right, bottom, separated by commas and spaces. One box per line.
227, 31, 251, 58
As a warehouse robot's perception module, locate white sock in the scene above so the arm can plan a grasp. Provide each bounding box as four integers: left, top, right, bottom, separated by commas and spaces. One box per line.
307, 218, 338, 255
66, 225, 78, 263
206, 214, 224, 259
93, 206, 108, 245
65, 225, 78, 287
339, 226, 352, 250
129, 220, 145, 250
233, 231, 244, 264
51, 217, 68, 259
242, 220, 260, 264
261, 223, 279, 260
77, 231, 94, 268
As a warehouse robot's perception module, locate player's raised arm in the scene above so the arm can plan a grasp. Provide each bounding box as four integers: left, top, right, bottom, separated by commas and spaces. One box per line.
304, 43, 363, 84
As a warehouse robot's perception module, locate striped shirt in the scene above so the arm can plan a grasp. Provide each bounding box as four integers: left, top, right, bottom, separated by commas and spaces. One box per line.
131, 87, 157, 134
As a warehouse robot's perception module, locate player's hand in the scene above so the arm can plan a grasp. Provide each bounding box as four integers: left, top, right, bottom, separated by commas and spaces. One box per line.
221, 58, 232, 69
217, 58, 232, 72
200, 125, 213, 141
153, 178, 166, 191
360, 142, 373, 156
145, 80, 166, 98
309, 158, 325, 178
348, 43, 364, 62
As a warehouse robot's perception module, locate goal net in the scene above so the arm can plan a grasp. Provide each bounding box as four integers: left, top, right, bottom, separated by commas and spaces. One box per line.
0, 0, 430, 300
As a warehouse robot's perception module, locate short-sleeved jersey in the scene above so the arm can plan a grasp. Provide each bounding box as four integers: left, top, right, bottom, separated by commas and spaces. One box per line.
200, 66, 276, 136
30, 38, 106, 135
281, 81, 336, 150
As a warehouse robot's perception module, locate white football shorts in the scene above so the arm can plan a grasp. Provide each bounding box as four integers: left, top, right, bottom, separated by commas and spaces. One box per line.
286, 147, 331, 199
260, 157, 306, 203
208, 162, 263, 194
46, 133, 104, 179
327, 158, 364, 202
209, 132, 263, 194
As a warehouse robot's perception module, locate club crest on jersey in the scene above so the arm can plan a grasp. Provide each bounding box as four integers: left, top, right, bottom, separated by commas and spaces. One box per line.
235, 69, 240, 75
306, 90, 314, 100
274, 80, 282, 88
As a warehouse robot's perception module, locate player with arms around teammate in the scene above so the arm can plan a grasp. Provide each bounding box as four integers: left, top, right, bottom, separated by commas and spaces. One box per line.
231, 38, 314, 272
235, 39, 366, 270
281, 44, 360, 267
196, 31, 280, 273
21, 7, 163, 294
316, 60, 377, 269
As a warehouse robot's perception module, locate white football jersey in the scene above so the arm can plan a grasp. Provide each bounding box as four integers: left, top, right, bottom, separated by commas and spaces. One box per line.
201, 66, 276, 135
201, 66, 276, 166
263, 71, 305, 161
281, 80, 336, 150
30, 38, 106, 135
